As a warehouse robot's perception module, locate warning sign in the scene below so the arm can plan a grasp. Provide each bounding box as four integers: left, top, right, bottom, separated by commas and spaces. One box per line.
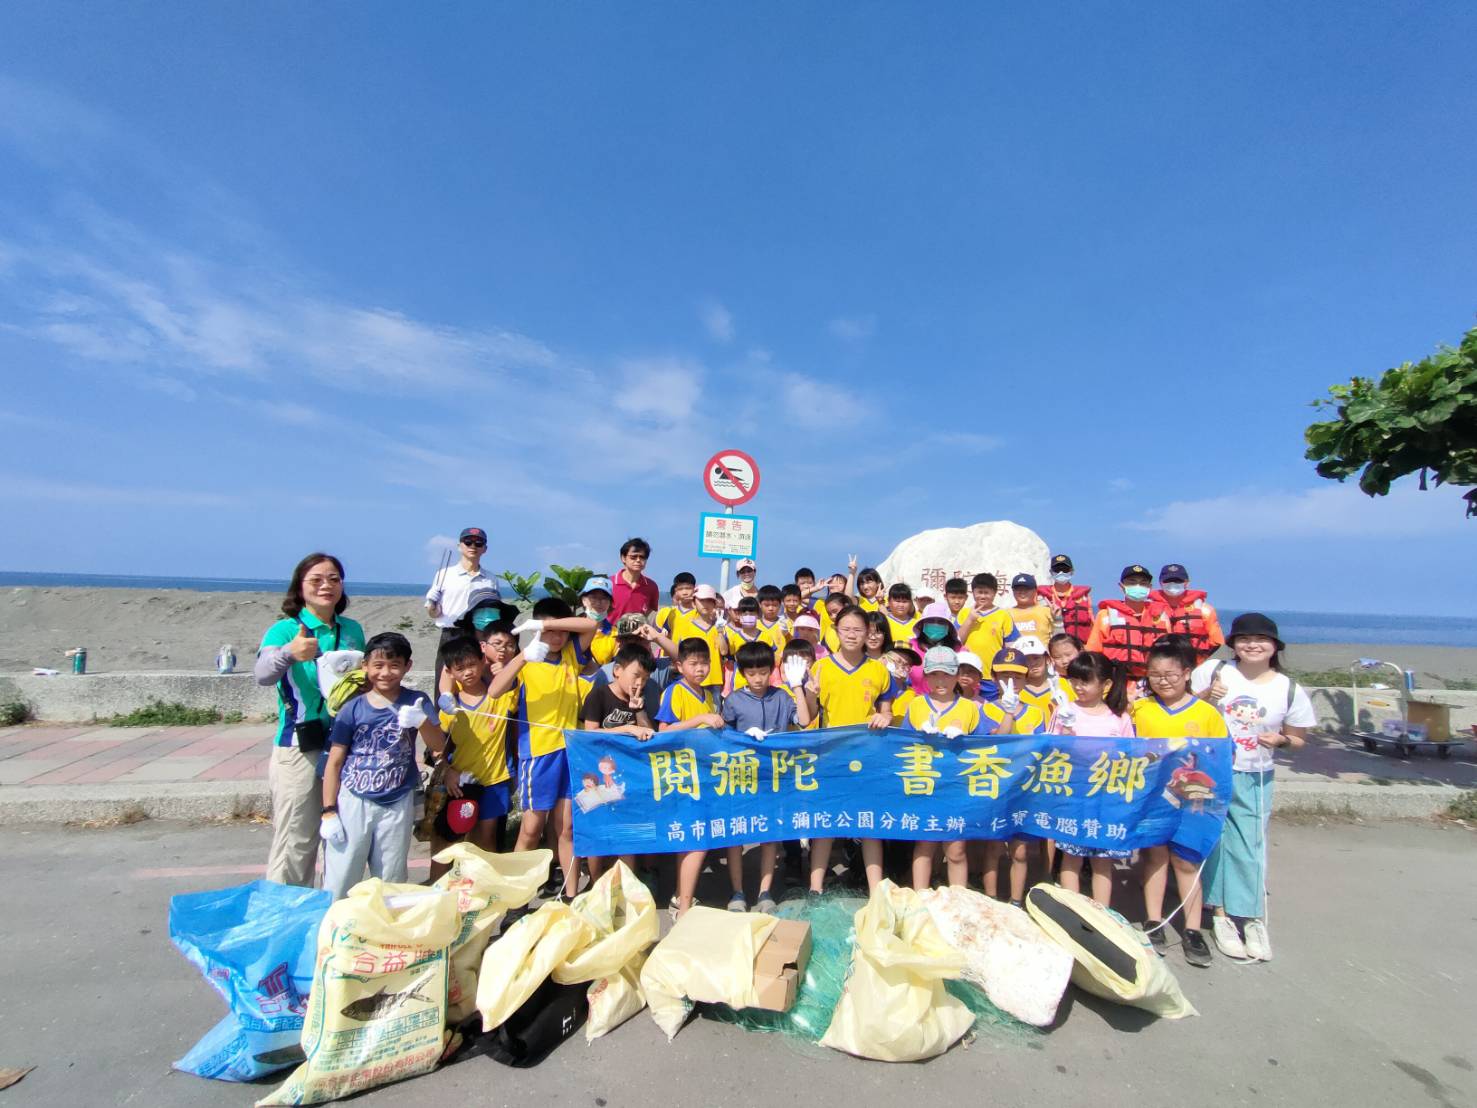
703, 450, 760, 506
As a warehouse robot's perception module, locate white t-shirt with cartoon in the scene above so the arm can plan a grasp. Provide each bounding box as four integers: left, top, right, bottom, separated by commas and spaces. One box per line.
1191, 660, 1316, 773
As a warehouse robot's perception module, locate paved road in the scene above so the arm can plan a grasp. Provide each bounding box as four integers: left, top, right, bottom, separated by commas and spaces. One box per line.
2, 820, 1474, 1107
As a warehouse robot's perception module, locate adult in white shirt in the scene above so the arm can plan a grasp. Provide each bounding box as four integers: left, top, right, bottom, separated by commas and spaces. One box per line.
1191, 612, 1315, 964
426, 527, 501, 629
721, 558, 759, 609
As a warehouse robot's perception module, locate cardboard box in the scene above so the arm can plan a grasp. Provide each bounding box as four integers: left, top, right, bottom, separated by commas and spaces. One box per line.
752, 967, 799, 1012
754, 919, 812, 979
1407, 700, 1452, 743
748, 919, 812, 1012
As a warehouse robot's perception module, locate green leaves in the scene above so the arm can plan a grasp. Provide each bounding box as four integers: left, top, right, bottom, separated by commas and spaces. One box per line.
1305, 323, 1477, 513
498, 571, 542, 603
542, 564, 595, 608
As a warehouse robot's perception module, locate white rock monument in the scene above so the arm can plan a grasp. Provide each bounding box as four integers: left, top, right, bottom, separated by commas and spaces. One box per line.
876, 521, 1051, 607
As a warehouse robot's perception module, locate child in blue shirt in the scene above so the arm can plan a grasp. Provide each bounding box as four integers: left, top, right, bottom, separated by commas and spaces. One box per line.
718, 641, 813, 913
321, 632, 450, 899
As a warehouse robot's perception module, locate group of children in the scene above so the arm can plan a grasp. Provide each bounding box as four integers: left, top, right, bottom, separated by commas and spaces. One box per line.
318, 545, 1303, 968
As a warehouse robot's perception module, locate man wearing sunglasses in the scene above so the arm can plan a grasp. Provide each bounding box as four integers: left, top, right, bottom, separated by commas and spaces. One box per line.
610, 536, 660, 619
427, 527, 502, 633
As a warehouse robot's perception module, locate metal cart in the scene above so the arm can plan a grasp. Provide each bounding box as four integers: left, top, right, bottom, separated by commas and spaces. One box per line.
1348, 658, 1463, 759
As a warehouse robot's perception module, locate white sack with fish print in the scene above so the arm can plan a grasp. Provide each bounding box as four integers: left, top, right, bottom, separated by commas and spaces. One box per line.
258, 881, 459, 1106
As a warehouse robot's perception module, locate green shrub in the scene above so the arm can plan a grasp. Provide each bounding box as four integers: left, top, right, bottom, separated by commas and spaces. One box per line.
107, 701, 224, 727
0, 701, 32, 726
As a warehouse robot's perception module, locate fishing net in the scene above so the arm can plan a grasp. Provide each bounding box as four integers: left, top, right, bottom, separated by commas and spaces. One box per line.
702, 891, 1038, 1049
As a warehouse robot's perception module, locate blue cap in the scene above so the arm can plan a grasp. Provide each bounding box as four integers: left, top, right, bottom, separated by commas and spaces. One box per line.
1011, 573, 1037, 590
1159, 563, 1189, 583
582, 576, 613, 596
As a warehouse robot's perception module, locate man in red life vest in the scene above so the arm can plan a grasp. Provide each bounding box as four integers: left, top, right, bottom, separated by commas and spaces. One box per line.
1148, 563, 1224, 664
1041, 553, 1094, 644
1086, 564, 1169, 681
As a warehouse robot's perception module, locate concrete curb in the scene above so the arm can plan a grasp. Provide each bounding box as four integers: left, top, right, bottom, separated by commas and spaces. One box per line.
0, 780, 270, 826
1, 777, 1466, 828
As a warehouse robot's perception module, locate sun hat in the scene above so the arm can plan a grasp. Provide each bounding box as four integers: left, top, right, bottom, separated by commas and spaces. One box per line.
694, 584, 718, 601
615, 613, 649, 636
921, 601, 954, 621
582, 576, 613, 596
956, 650, 984, 672
922, 646, 960, 675
794, 614, 821, 632
1226, 612, 1285, 650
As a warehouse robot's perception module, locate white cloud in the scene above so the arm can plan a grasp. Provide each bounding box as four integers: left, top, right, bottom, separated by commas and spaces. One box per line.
1109, 477, 1134, 492
775, 370, 867, 423
424, 534, 457, 567
0, 472, 238, 507
827, 314, 876, 342
699, 300, 734, 343
1126, 483, 1471, 541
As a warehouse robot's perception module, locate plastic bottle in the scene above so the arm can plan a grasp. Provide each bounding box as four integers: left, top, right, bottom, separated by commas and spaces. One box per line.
217, 645, 237, 674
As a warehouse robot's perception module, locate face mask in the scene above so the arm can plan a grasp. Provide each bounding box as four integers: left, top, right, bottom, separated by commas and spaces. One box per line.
1124, 585, 1151, 602
1162, 583, 1187, 598
920, 623, 949, 644
739, 614, 757, 628
584, 606, 606, 620
1052, 573, 1072, 584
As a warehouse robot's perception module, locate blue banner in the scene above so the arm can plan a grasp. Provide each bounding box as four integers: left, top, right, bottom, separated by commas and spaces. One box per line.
566, 727, 1232, 861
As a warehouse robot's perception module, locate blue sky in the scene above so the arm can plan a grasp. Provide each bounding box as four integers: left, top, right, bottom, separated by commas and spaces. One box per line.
1, 4, 1474, 615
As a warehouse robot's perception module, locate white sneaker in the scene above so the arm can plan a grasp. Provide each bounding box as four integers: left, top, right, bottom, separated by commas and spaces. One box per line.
1243, 919, 1272, 961
1212, 915, 1247, 959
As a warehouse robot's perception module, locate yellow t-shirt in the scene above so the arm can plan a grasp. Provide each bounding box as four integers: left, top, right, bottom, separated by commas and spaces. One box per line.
758, 619, 788, 650
813, 655, 892, 727
962, 607, 1017, 674
514, 645, 585, 757
1021, 683, 1062, 719
980, 699, 1048, 735
673, 610, 725, 687
724, 626, 771, 690
1130, 696, 1231, 743
656, 680, 718, 725
883, 612, 917, 645
890, 688, 917, 727
857, 594, 882, 613
440, 688, 515, 786
588, 620, 617, 667
656, 604, 694, 639
781, 685, 821, 730
903, 695, 987, 735
1009, 603, 1054, 643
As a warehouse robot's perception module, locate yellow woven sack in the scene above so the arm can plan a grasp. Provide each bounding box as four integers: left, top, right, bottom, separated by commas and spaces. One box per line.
640, 907, 774, 1040
432, 846, 552, 1024
1024, 883, 1197, 1019
475, 902, 594, 1030
553, 862, 659, 1040
819, 880, 972, 1062
257, 881, 459, 1106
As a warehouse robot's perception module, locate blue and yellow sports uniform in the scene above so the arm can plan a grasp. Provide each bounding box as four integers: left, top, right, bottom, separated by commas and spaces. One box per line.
980, 699, 1047, 735
440, 686, 517, 820
883, 612, 918, 646
963, 608, 1018, 678
1130, 696, 1230, 744
724, 626, 772, 690
902, 695, 989, 735
672, 610, 725, 689
655, 680, 718, 725
512, 643, 584, 811
813, 655, 893, 727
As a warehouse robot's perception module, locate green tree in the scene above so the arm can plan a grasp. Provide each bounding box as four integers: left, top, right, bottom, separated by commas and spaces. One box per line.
497, 570, 541, 604
542, 564, 594, 608
1304, 323, 1477, 517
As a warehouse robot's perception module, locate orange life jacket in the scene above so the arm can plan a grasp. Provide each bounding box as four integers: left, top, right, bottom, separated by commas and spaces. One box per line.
1096, 599, 1164, 678
1043, 584, 1094, 643
1148, 589, 1216, 661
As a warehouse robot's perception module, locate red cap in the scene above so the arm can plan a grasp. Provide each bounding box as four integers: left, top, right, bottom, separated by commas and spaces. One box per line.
445, 797, 479, 835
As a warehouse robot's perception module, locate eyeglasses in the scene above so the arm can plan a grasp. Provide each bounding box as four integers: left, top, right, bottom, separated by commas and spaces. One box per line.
1146, 672, 1185, 683
461, 539, 486, 548
303, 575, 342, 587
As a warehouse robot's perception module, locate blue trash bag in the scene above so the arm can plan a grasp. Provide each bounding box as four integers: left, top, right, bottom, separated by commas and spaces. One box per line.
169, 880, 332, 1081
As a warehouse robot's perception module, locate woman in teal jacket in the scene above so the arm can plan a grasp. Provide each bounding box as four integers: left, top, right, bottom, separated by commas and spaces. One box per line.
254, 552, 365, 886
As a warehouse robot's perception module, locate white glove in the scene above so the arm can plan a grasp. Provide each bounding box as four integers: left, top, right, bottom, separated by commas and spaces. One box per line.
943, 725, 964, 739
714, 611, 728, 628
320, 812, 347, 847
999, 679, 1021, 712
437, 693, 458, 715
782, 655, 809, 688
745, 726, 767, 741
518, 618, 544, 636
522, 640, 550, 663
397, 702, 428, 730
921, 721, 941, 735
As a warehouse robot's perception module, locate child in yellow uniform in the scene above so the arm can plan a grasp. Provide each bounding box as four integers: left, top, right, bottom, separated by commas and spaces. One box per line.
883, 583, 918, 645
959, 573, 1019, 694
756, 585, 788, 648
779, 584, 805, 636
723, 597, 768, 692
655, 639, 725, 917
1131, 638, 1231, 968
902, 646, 992, 890
1008, 573, 1054, 643
979, 647, 1048, 906
655, 572, 697, 639
1016, 636, 1074, 721
808, 605, 895, 894
485, 598, 588, 899
672, 584, 727, 692
856, 567, 884, 612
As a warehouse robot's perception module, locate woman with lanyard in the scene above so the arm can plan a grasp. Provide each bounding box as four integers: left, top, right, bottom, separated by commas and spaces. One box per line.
1191, 613, 1315, 962
254, 552, 366, 886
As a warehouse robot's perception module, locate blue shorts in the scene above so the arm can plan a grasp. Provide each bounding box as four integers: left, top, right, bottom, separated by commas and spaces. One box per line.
463, 779, 511, 821
518, 749, 570, 812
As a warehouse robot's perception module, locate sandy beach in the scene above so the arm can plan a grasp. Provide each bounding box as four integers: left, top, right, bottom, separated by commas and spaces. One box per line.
4, 586, 1477, 685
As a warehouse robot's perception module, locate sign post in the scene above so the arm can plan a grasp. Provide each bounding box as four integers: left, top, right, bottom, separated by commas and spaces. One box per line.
702, 449, 760, 595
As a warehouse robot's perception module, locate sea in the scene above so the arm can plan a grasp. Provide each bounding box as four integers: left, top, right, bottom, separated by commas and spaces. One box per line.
4, 571, 1476, 649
